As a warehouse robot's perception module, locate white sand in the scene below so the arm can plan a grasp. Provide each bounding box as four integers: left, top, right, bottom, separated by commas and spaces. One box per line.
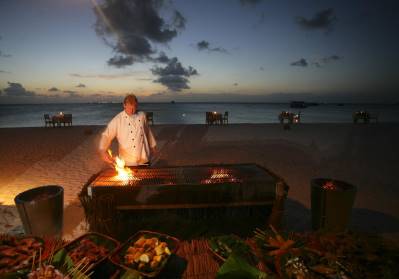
0, 124, 398, 243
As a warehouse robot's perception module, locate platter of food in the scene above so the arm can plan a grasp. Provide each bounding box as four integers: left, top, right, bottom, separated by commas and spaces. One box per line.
51, 232, 119, 275
109, 230, 179, 278
0, 235, 44, 276
207, 235, 257, 264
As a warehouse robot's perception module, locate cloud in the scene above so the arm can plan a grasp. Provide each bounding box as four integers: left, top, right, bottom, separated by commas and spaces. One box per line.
290, 58, 308, 67
197, 40, 209, 50
63, 90, 77, 96
0, 70, 11, 74
292, 55, 343, 68
233, 83, 238, 86
322, 55, 342, 64
107, 55, 135, 68
259, 66, 264, 71
196, 40, 228, 53
173, 10, 186, 29
0, 51, 12, 58
0, 81, 128, 103
312, 62, 321, 68
152, 51, 171, 63
70, 73, 134, 79
151, 56, 198, 91
48, 87, 59, 92
296, 8, 336, 33
153, 75, 191, 91
152, 57, 198, 77
76, 83, 86, 88
93, 0, 186, 67
240, 0, 263, 6
2, 82, 36, 97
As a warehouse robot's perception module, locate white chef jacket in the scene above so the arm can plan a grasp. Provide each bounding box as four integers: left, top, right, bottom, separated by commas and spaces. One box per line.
99, 110, 156, 166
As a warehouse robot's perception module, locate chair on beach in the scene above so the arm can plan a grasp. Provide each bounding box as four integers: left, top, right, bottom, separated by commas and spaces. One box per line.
62, 114, 73, 126
206, 112, 222, 125
52, 115, 62, 127
353, 111, 379, 124
278, 111, 300, 124
146, 112, 154, 125
206, 112, 211, 124
44, 114, 53, 127
292, 112, 301, 123
222, 111, 229, 124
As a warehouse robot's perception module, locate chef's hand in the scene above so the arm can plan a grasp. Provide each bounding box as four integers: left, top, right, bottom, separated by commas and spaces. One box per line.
100, 149, 115, 165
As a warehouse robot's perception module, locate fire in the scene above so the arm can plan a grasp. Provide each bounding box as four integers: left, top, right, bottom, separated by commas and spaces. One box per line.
202, 168, 239, 184
322, 180, 337, 190
108, 149, 139, 183
210, 169, 230, 179
114, 156, 133, 180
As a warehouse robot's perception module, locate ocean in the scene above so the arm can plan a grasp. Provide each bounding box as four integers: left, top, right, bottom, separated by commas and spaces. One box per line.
0, 103, 398, 128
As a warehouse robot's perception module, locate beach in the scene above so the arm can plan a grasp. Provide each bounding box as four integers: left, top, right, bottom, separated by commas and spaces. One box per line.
1, 124, 398, 243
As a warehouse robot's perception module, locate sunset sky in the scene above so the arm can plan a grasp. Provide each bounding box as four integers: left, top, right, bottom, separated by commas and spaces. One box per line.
0, 0, 398, 103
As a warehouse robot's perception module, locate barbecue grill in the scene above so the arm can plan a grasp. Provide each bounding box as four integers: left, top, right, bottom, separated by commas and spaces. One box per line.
80, 164, 288, 239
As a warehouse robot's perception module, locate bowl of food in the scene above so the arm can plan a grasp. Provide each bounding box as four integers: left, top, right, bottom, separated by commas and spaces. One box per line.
109, 230, 179, 278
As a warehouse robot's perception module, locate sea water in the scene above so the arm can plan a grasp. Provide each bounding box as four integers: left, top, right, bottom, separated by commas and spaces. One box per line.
0, 103, 398, 128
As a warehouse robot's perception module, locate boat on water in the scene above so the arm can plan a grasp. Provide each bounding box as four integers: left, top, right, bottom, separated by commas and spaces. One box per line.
290, 101, 307, 108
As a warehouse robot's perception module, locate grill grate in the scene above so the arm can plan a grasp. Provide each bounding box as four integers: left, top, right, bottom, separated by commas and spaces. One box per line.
81, 164, 287, 238
90, 165, 270, 187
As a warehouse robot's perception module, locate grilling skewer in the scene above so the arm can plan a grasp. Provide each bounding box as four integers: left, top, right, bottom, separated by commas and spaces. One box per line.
31, 251, 36, 271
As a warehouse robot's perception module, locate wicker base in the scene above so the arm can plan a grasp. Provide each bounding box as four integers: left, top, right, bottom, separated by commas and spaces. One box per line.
79, 164, 289, 240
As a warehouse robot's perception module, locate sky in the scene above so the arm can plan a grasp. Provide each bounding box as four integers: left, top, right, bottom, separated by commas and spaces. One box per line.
0, 0, 398, 103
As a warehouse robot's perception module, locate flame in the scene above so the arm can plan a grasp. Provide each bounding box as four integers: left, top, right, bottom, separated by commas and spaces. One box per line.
322, 180, 337, 190
115, 156, 133, 180
210, 169, 230, 179
202, 168, 239, 184
107, 149, 139, 183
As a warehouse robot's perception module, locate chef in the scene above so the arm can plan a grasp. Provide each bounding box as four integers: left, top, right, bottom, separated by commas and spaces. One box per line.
99, 94, 157, 166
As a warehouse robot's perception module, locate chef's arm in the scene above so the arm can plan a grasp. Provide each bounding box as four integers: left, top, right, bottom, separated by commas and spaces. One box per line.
99, 121, 117, 164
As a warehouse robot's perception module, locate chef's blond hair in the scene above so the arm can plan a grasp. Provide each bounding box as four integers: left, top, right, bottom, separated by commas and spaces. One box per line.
123, 94, 138, 104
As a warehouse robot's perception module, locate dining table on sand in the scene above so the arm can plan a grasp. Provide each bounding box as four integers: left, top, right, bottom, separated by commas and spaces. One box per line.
51, 113, 72, 127
206, 111, 223, 125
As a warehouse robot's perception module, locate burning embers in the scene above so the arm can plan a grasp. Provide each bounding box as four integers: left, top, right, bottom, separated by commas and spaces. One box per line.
90, 165, 244, 188
108, 150, 140, 184
322, 180, 338, 190
201, 168, 241, 184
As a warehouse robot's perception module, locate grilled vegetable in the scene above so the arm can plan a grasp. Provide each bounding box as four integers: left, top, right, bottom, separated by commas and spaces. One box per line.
124, 236, 171, 273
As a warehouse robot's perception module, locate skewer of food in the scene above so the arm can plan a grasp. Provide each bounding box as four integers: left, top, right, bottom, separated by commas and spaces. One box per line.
28, 265, 68, 279
0, 236, 44, 274
68, 238, 109, 266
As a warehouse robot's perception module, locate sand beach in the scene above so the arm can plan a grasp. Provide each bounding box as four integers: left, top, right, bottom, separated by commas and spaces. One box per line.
0, 124, 398, 243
